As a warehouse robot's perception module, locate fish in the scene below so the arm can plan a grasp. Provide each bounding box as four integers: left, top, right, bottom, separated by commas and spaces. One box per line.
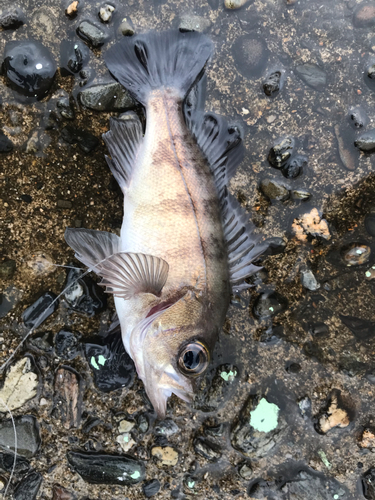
65, 30, 267, 418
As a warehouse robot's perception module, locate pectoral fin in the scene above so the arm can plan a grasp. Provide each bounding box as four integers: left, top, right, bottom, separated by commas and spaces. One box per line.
65, 228, 121, 269
95, 252, 169, 299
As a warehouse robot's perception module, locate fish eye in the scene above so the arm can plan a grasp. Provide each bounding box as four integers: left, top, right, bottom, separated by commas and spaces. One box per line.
177, 341, 209, 377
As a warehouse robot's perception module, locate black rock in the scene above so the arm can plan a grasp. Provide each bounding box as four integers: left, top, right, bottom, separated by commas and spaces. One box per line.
56, 96, 75, 120
340, 314, 375, 341
193, 437, 222, 462
67, 451, 145, 485
295, 63, 327, 91
0, 415, 41, 459
84, 332, 135, 392
60, 40, 89, 76
0, 131, 14, 152
22, 291, 59, 329
77, 21, 108, 48
29, 331, 54, 352
355, 129, 375, 152
232, 37, 269, 78
253, 291, 288, 319
20, 194, 32, 203
137, 413, 150, 433
14, 471, 42, 500
281, 155, 307, 179
307, 322, 329, 337
154, 419, 179, 437
282, 468, 351, 499
60, 125, 99, 153
64, 267, 107, 316
143, 479, 161, 497
268, 136, 295, 168
362, 468, 375, 499
79, 82, 135, 111
0, 7, 24, 29
263, 70, 283, 97
0, 259, 16, 279
0, 452, 30, 474
259, 179, 289, 201
348, 105, 368, 129
118, 17, 135, 36
365, 213, 375, 237
263, 237, 286, 256
55, 330, 81, 360
3, 41, 57, 100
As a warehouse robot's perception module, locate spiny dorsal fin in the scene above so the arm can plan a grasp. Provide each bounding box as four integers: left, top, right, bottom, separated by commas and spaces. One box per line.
102, 115, 143, 191
95, 252, 169, 299
65, 228, 120, 269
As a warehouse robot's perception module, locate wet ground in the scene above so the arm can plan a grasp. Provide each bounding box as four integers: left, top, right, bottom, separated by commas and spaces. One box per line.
1, 0, 375, 498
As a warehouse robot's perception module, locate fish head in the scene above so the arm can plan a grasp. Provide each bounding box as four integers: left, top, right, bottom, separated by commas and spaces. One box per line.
129, 290, 216, 418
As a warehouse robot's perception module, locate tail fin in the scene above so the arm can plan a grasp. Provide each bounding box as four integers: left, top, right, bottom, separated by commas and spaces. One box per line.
104, 30, 214, 105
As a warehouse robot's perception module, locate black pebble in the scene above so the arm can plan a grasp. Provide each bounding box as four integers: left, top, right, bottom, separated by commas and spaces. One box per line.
20, 194, 32, 203
55, 330, 81, 360
263, 237, 286, 256
22, 291, 59, 329
268, 136, 295, 168
60, 125, 99, 153
77, 21, 107, 48
355, 129, 375, 152
253, 291, 288, 319
348, 105, 368, 129
263, 70, 283, 97
0, 131, 14, 152
3, 40, 57, 100
14, 471, 43, 500
143, 479, 161, 497
0, 8, 25, 29
281, 155, 307, 179
60, 40, 89, 76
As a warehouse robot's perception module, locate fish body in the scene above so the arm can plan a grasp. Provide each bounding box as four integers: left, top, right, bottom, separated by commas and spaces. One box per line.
65, 31, 266, 417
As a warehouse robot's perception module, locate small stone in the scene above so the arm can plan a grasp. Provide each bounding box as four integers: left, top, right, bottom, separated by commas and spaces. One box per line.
55, 330, 80, 360
0, 259, 16, 279
66, 0, 79, 17
281, 155, 307, 179
193, 437, 221, 462
64, 267, 107, 316
13, 471, 42, 500
341, 243, 371, 266
116, 433, 136, 452
22, 291, 58, 329
298, 396, 311, 419
291, 189, 311, 201
263, 237, 286, 256
118, 420, 135, 433
0, 415, 41, 458
348, 105, 368, 129
268, 136, 295, 168
355, 129, 375, 152
60, 41, 89, 76
0, 131, 14, 152
99, 4, 115, 23
232, 37, 269, 78
0, 453, 30, 474
79, 82, 135, 111
224, 0, 248, 9
301, 269, 320, 290
239, 462, 253, 480
118, 17, 135, 36
57, 200, 72, 209
143, 479, 161, 498
52, 484, 76, 500
263, 70, 283, 97
295, 63, 327, 91
77, 21, 107, 48
20, 194, 32, 203
67, 451, 145, 484
353, 2, 375, 27
362, 468, 375, 499
0, 357, 38, 411
253, 291, 288, 320
259, 179, 289, 201
154, 419, 179, 437
292, 208, 331, 242
53, 367, 82, 429
360, 428, 375, 449
0, 7, 25, 29
315, 390, 351, 434
179, 14, 211, 32
60, 125, 99, 154
151, 446, 179, 467
340, 315, 375, 341
137, 413, 149, 433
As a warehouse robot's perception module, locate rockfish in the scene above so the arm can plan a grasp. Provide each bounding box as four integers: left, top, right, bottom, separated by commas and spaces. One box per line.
65, 30, 266, 418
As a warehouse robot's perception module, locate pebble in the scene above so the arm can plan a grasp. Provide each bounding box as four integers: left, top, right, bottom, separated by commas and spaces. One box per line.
253, 291, 288, 319
224, 0, 248, 9
259, 179, 289, 201
301, 269, 320, 290
137, 413, 150, 433
4, 41, 57, 100
263, 70, 283, 97
64, 267, 107, 316
291, 189, 311, 201
154, 419, 179, 437
52, 484, 76, 500
0, 357, 38, 412
0, 7, 25, 29
67, 451, 145, 484
268, 136, 295, 168
55, 330, 81, 360
0, 259, 16, 279
77, 21, 107, 48
263, 237, 287, 256
0, 131, 13, 152
193, 437, 221, 462
355, 129, 375, 152
232, 37, 269, 78
151, 446, 179, 466
60, 41, 89, 76
340, 314, 375, 340
295, 63, 327, 91
66, 0, 79, 17
60, 125, 99, 153
340, 243, 371, 266
0, 415, 41, 458
84, 332, 135, 392
143, 479, 161, 497
292, 208, 331, 242
282, 155, 307, 179
353, 2, 375, 27
22, 291, 59, 329
238, 462, 253, 480
53, 367, 82, 429
365, 213, 375, 236
362, 467, 375, 499
116, 433, 136, 452
179, 14, 211, 32
298, 396, 311, 419
0, 452, 30, 474
118, 17, 135, 36
360, 428, 375, 449
315, 390, 351, 434
118, 419, 135, 433
79, 82, 135, 111
99, 4, 115, 23
13, 471, 43, 500
348, 105, 368, 129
